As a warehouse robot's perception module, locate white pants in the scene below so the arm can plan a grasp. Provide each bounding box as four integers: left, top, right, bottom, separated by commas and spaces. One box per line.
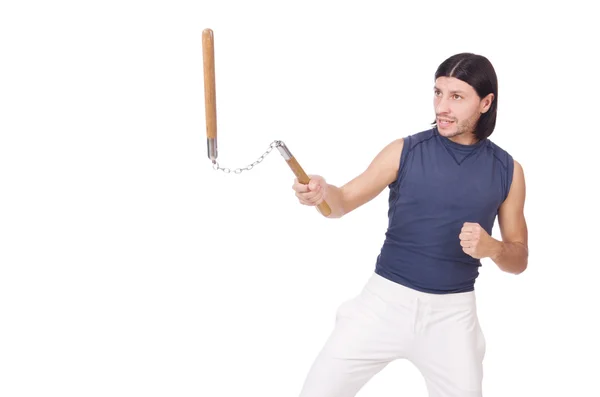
298, 272, 486, 397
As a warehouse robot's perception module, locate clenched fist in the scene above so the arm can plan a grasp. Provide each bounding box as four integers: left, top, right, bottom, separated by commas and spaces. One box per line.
292, 175, 327, 207
459, 222, 499, 259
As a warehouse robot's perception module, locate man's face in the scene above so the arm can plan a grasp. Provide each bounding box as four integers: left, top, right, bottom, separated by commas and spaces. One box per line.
433, 77, 493, 141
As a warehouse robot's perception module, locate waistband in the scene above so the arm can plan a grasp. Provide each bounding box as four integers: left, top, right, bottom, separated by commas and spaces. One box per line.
365, 272, 477, 308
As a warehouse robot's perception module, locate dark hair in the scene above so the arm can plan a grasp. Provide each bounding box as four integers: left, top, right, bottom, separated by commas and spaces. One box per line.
432, 53, 498, 140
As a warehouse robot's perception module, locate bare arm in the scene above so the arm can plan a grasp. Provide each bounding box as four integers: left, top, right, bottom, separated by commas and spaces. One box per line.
294, 138, 404, 218
489, 159, 529, 274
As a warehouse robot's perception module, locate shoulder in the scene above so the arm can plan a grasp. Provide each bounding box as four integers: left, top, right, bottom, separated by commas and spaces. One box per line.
511, 159, 525, 185
485, 139, 527, 200
407, 128, 436, 145
485, 139, 513, 170
499, 157, 526, 208
370, 129, 430, 176
382, 127, 437, 160
375, 137, 404, 170
398, 127, 438, 156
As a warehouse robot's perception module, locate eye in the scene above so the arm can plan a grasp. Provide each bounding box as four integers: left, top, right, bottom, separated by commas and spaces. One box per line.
434, 90, 441, 96
453, 94, 462, 100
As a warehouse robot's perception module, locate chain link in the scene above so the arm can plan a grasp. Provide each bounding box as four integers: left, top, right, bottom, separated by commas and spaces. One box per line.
212, 140, 281, 174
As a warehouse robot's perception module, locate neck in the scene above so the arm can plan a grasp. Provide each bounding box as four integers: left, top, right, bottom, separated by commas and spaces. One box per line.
447, 132, 479, 146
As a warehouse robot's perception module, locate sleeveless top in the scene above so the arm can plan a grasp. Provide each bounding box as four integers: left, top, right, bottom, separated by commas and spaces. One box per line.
374, 126, 514, 294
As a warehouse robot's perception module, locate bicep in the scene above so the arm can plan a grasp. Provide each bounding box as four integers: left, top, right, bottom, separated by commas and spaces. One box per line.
497, 159, 528, 246
340, 138, 404, 214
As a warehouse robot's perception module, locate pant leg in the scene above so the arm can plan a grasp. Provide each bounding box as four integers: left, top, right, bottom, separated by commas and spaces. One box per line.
298, 286, 403, 397
411, 301, 486, 397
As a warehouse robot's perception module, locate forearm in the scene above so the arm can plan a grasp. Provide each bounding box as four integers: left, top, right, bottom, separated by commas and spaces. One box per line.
490, 239, 528, 274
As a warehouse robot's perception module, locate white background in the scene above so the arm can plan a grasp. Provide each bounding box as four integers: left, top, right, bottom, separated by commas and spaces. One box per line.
1, 1, 598, 396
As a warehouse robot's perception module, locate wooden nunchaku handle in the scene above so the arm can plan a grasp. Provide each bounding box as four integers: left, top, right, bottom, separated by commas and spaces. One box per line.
276, 142, 332, 217
202, 28, 217, 161
202, 29, 329, 216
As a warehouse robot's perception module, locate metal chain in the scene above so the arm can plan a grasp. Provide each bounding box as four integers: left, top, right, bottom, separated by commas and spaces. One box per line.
212, 140, 281, 174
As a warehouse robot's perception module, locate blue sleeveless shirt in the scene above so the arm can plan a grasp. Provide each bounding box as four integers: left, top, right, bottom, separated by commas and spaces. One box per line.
374, 127, 514, 294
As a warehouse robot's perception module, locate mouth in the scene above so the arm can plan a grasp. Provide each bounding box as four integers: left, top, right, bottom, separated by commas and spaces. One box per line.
437, 118, 455, 128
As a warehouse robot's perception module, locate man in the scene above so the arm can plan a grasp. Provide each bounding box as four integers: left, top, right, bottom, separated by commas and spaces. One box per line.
292, 53, 528, 397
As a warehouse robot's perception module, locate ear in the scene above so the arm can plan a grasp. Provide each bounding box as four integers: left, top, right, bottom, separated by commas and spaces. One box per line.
480, 93, 495, 114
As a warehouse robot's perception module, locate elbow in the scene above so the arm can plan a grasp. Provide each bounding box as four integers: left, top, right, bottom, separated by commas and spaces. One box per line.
512, 257, 528, 275
498, 257, 527, 275
514, 263, 527, 275
506, 243, 529, 275
517, 249, 529, 274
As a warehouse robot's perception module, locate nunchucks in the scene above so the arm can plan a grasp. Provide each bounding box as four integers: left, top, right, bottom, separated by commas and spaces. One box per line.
202, 28, 332, 217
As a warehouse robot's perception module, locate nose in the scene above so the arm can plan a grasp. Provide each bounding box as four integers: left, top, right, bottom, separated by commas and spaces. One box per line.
435, 96, 450, 115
